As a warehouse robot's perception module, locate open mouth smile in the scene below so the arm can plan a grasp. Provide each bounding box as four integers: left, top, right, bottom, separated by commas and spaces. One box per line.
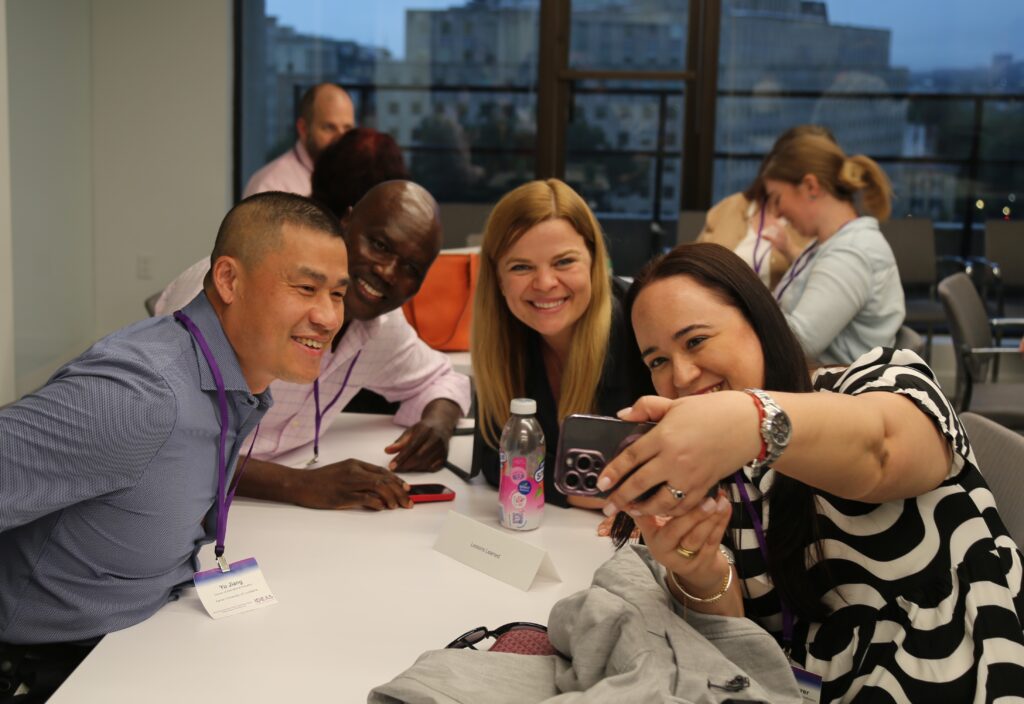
293, 337, 326, 351
356, 276, 385, 301
529, 297, 568, 312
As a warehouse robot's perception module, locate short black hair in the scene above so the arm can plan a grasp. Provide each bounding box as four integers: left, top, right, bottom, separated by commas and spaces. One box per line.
210, 191, 343, 271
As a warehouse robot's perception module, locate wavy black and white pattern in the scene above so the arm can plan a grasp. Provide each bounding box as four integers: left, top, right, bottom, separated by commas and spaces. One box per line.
727, 348, 1024, 703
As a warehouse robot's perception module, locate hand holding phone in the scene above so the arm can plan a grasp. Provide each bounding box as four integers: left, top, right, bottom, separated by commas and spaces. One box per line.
554, 414, 657, 499
407, 483, 456, 503
555, 414, 716, 503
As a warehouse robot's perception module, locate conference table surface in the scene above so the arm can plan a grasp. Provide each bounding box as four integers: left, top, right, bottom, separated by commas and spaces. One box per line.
52, 413, 616, 702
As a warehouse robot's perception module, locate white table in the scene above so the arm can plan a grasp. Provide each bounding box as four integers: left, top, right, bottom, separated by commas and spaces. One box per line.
52, 414, 614, 702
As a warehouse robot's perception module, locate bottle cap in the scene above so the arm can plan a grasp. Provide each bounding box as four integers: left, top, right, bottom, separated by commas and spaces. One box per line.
509, 397, 536, 415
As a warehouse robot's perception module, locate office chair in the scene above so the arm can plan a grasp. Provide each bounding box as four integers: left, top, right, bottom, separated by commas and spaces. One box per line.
880, 217, 961, 361
960, 412, 1024, 546
937, 272, 1024, 429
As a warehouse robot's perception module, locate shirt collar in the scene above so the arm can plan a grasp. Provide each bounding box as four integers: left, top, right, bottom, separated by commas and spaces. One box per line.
294, 140, 313, 173
179, 292, 257, 395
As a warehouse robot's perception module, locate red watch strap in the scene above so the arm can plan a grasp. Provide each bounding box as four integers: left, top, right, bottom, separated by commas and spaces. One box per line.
746, 391, 768, 462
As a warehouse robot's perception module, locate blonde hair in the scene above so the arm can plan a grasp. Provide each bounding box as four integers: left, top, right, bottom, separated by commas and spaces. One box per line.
472, 179, 612, 448
761, 134, 892, 221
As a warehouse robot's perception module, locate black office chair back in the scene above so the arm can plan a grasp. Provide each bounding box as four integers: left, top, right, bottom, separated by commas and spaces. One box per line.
985, 220, 1024, 288
893, 325, 924, 357
881, 217, 936, 288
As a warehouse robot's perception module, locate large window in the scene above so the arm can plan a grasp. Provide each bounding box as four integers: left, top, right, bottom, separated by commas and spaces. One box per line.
713, 0, 1024, 253
238, 0, 1024, 265
238, 0, 540, 210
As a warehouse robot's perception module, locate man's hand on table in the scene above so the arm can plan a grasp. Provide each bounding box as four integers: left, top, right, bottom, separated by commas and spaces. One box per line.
238, 458, 413, 510
297, 460, 414, 510
385, 399, 462, 472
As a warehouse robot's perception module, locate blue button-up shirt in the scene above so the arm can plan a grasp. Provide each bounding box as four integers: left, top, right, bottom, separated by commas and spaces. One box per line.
0, 293, 270, 644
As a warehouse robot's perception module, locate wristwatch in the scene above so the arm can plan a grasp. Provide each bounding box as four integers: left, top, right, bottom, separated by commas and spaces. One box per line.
744, 389, 792, 469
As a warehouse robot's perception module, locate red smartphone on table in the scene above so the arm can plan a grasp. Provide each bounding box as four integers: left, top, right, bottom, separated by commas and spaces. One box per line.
408, 483, 456, 503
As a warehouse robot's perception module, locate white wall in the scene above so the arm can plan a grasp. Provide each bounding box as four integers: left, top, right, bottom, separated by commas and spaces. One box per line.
7, 0, 94, 395
91, 0, 232, 334
0, 0, 14, 404
2, 0, 232, 395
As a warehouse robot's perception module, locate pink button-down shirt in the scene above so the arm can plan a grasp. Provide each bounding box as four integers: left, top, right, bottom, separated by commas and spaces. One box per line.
242, 140, 314, 198
154, 259, 471, 461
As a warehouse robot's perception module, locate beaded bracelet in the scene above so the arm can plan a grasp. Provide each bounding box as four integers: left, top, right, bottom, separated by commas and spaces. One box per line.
669, 545, 734, 604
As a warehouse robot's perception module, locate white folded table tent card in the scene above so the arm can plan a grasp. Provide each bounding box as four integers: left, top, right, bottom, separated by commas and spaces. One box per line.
434, 510, 561, 591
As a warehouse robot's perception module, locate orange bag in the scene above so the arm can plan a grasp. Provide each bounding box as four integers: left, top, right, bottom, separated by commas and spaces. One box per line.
402, 251, 480, 351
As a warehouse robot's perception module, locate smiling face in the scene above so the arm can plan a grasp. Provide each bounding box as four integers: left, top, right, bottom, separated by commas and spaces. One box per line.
341, 185, 441, 322
223, 223, 349, 393
497, 218, 593, 349
631, 275, 764, 399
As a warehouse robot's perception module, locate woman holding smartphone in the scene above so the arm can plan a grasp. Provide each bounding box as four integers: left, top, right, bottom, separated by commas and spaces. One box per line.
600, 243, 1024, 702
471, 178, 651, 509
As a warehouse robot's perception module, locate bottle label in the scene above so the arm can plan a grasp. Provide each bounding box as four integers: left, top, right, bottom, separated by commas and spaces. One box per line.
498, 450, 544, 531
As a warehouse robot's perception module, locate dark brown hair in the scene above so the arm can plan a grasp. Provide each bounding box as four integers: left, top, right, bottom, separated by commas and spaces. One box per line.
614, 242, 828, 621
311, 128, 408, 219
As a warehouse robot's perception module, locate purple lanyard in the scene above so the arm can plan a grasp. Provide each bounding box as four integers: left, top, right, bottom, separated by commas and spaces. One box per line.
773, 241, 819, 302
175, 311, 259, 570
732, 470, 795, 647
309, 350, 362, 464
750, 203, 772, 277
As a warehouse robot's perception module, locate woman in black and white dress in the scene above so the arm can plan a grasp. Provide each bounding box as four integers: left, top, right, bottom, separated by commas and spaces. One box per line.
602, 242, 1024, 702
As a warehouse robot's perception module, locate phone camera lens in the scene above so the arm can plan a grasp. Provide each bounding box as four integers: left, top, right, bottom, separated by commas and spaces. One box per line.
576, 455, 592, 471
583, 474, 598, 490
564, 472, 580, 488
593, 458, 604, 470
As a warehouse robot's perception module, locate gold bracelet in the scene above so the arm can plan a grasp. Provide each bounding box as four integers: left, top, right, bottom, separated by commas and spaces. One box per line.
669, 545, 734, 604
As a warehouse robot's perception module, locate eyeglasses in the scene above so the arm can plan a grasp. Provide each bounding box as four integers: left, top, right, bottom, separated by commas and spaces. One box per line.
445, 621, 551, 653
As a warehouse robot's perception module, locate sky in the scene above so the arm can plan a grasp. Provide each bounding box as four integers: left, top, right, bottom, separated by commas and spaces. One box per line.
266, 0, 1024, 71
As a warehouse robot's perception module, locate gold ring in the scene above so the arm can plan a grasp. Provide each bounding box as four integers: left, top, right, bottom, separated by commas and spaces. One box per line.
675, 545, 698, 560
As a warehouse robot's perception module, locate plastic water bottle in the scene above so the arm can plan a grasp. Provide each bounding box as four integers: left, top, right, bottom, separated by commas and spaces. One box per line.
498, 398, 545, 530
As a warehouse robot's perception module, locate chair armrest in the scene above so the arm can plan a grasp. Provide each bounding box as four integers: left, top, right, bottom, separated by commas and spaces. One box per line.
967, 347, 1021, 355
967, 256, 1002, 279
991, 318, 1024, 328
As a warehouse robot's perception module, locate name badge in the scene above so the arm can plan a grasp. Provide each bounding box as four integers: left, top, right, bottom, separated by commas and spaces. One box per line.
194, 557, 277, 619
791, 664, 822, 704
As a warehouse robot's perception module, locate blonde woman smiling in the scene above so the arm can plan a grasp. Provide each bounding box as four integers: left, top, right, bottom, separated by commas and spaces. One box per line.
470, 179, 651, 508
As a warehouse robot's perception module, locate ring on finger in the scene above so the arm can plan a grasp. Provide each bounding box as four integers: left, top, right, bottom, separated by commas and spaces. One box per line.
675, 544, 698, 560
664, 483, 686, 501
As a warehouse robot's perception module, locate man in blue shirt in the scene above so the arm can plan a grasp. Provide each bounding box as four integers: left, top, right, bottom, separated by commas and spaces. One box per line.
0, 192, 350, 700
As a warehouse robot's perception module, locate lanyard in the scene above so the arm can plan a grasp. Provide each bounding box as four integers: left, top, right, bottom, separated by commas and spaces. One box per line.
174, 311, 259, 571
750, 203, 772, 277
732, 469, 795, 647
773, 241, 819, 302
308, 350, 362, 465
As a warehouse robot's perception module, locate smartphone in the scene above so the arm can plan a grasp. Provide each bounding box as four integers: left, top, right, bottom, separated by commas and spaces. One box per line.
554, 414, 658, 499
408, 483, 456, 503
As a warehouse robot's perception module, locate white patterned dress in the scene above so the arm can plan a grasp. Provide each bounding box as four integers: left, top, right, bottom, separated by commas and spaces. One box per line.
727, 348, 1024, 703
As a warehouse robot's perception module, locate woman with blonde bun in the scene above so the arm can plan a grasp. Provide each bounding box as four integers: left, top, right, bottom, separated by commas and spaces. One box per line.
760, 134, 904, 364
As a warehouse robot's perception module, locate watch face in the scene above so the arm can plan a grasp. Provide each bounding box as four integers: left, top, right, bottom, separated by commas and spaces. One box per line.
769, 412, 792, 447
